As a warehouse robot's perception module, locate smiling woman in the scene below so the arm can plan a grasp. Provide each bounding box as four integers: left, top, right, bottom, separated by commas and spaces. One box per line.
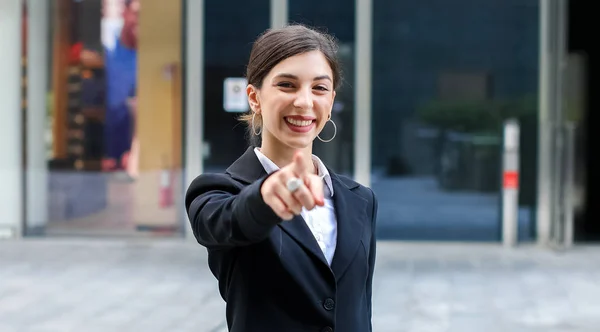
185, 24, 378, 332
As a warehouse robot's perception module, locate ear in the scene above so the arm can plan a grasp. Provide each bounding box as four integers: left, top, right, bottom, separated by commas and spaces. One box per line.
247, 85, 260, 114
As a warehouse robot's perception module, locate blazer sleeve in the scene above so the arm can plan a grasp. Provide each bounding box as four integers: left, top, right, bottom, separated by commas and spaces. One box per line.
366, 188, 378, 331
185, 173, 282, 249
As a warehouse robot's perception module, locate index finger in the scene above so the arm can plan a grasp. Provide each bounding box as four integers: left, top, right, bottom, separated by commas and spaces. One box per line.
290, 150, 308, 176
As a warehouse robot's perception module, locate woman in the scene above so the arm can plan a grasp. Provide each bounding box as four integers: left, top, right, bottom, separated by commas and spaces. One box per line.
185, 24, 378, 332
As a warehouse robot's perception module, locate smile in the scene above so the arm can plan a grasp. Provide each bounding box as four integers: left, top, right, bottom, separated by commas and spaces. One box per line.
284, 117, 316, 133
285, 118, 314, 127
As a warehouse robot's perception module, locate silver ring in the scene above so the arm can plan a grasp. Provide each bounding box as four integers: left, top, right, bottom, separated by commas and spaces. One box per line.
286, 177, 303, 193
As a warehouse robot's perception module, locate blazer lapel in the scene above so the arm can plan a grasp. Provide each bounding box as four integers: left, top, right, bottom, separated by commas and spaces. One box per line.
226, 146, 269, 184
278, 217, 329, 266
330, 174, 368, 281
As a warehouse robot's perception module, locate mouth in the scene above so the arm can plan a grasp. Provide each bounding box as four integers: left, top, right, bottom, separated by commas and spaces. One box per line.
284, 116, 316, 133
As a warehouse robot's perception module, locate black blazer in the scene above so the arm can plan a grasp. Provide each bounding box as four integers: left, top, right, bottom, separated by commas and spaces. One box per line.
185, 147, 378, 332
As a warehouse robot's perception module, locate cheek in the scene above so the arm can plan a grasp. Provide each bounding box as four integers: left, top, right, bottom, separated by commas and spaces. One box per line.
262, 99, 287, 122
316, 93, 334, 107
316, 98, 333, 118
318, 119, 329, 131
261, 104, 283, 129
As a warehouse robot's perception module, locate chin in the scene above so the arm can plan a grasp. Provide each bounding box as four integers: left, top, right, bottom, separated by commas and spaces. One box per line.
283, 136, 314, 150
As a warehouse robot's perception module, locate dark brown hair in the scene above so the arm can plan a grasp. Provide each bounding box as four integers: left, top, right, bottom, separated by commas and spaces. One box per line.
240, 24, 341, 146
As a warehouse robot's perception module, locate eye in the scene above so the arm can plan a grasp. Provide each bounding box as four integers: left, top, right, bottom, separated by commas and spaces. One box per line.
277, 82, 294, 88
314, 85, 329, 92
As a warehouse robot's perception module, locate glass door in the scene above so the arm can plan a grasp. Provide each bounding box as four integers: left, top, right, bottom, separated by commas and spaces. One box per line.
370, 0, 540, 241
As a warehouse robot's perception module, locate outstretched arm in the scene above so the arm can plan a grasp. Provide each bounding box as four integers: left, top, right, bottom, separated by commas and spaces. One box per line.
185, 173, 281, 249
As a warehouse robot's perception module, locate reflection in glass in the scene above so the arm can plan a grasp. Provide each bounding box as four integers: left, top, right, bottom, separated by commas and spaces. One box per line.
27, 0, 184, 236
371, 0, 539, 241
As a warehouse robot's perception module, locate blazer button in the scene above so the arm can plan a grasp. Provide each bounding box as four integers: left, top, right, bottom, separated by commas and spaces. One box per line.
321, 327, 333, 332
323, 298, 335, 311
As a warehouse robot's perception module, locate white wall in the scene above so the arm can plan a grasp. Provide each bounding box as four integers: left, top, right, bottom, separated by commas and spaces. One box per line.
0, 0, 23, 238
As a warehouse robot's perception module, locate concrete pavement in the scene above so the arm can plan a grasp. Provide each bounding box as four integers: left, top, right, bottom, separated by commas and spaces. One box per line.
1, 239, 599, 332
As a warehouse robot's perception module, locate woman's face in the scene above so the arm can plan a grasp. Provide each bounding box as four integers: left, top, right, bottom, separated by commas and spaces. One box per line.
248, 50, 336, 150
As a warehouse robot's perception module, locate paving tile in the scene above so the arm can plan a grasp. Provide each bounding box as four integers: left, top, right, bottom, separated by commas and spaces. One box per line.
1, 239, 599, 331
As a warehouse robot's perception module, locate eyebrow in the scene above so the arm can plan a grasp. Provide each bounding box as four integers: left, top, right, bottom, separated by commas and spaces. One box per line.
273, 73, 332, 82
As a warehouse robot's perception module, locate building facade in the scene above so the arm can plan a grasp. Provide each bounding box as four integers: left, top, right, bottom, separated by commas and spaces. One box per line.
0, 0, 590, 247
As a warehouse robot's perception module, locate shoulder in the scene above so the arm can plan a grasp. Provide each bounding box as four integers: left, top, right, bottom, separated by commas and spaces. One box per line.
184, 172, 243, 208
335, 174, 378, 226
186, 172, 243, 193
335, 174, 378, 205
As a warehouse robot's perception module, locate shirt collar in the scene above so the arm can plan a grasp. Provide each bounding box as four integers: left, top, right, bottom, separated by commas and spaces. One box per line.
253, 147, 334, 197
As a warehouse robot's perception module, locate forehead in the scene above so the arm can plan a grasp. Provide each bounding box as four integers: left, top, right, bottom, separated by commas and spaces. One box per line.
269, 51, 333, 78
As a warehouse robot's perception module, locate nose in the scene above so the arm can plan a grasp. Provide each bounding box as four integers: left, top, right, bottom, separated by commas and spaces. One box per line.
292, 87, 313, 110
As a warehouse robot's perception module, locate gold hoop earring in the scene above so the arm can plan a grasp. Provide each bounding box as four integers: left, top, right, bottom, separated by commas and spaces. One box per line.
252, 112, 262, 136
317, 119, 336, 143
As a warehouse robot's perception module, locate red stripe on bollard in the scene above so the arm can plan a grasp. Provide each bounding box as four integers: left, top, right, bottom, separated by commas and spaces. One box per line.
503, 171, 519, 189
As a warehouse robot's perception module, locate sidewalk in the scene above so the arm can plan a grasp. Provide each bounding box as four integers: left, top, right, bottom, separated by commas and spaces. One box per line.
1, 239, 599, 332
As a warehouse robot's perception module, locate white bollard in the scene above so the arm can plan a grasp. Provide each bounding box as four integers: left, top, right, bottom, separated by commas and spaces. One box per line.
502, 119, 520, 248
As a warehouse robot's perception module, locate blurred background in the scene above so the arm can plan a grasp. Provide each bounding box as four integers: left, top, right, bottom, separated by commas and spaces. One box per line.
0, 0, 597, 331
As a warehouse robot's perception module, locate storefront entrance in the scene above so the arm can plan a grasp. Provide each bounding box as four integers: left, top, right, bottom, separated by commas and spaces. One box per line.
14, 0, 559, 243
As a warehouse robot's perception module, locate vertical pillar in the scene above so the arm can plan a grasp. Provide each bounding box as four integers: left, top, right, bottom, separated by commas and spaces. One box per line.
354, 0, 372, 187
537, 0, 567, 246
536, 0, 552, 246
184, 0, 204, 240
0, 0, 23, 239
26, 0, 50, 234
270, 0, 288, 29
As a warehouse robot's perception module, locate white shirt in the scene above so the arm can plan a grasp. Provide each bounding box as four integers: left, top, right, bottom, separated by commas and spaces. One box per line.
254, 148, 338, 266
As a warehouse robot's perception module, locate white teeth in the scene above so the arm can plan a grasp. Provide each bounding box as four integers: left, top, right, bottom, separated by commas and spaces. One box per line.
285, 118, 313, 127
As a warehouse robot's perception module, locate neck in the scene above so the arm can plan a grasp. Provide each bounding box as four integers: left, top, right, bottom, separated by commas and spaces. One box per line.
260, 133, 316, 175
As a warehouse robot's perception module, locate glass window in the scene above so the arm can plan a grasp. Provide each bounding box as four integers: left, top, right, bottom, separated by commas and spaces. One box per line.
24, 0, 185, 237
202, 0, 270, 172
371, 0, 539, 241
